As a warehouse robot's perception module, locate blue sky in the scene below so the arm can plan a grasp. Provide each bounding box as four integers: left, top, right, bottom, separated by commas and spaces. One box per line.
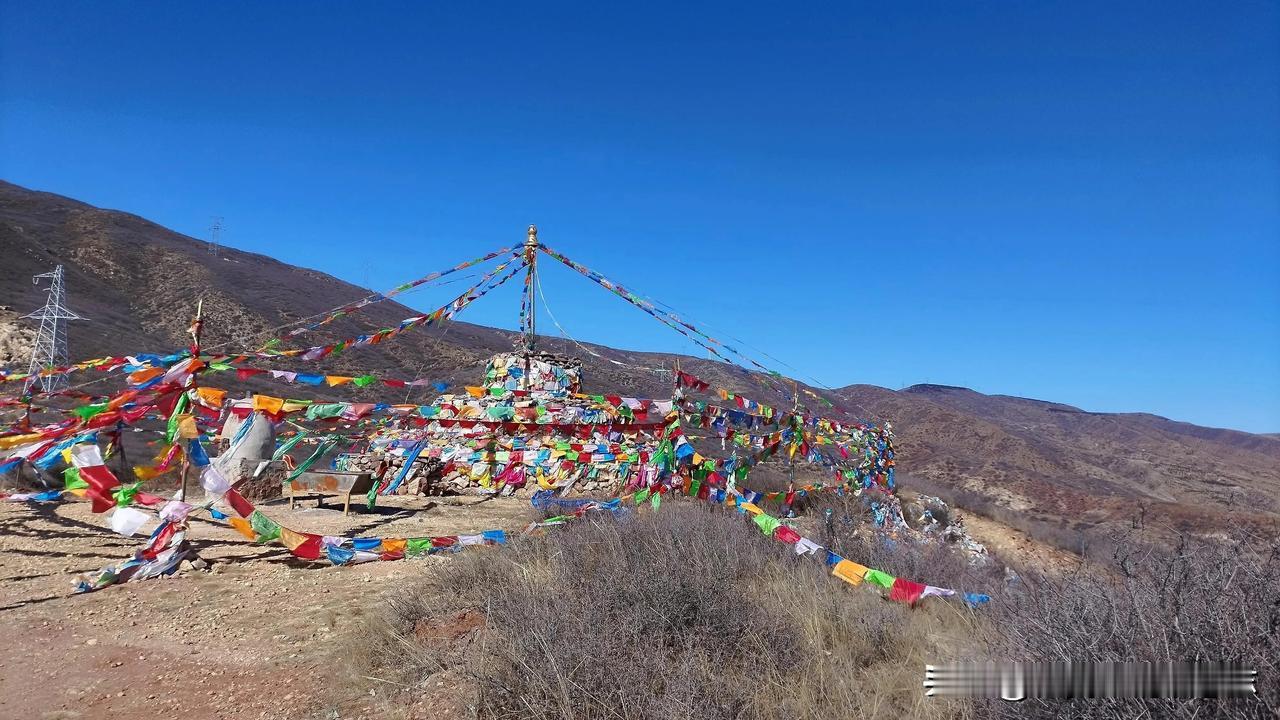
2, 2, 1277, 432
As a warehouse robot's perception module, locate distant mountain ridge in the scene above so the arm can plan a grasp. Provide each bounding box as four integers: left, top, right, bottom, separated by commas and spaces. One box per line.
2, 179, 1277, 542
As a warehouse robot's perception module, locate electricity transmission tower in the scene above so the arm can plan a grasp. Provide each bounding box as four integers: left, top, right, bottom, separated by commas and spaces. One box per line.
209, 217, 223, 256
23, 266, 86, 394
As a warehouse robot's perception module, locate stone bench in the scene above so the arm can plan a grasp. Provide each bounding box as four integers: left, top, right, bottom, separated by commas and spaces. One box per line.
287, 471, 375, 516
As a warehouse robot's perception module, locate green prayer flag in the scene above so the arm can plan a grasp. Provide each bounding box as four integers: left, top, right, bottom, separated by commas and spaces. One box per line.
633, 488, 650, 504
753, 513, 782, 536
406, 538, 433, 556
864, 569, 895, 589
72, 402, 109, 421
304, 403, 344, 421
164, 393, 190, 445
272, 431, 309, 459
287, 438, 339, 483
249, 510, 281, 543
63, 467, 87, 491
650, 491, 661, 510
352, 375, 378, 387
112, 482, 142, 508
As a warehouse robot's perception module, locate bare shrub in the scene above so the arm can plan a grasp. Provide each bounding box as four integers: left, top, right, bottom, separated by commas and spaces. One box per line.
807, 492, 1005, 596
360, 504, 989, 720
987, 531, 1280, 719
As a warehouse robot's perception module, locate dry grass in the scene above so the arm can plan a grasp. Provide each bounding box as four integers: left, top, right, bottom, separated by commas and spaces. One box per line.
349, 504, 988, 720
332, 501, 1279, 720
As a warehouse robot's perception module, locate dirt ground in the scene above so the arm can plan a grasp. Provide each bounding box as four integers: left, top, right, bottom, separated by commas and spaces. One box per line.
0, 487, 1082, 720
0, 493, 534, 720
957, 511, 1082, 574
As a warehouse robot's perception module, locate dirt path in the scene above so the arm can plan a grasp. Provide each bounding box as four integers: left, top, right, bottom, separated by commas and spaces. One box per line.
0, 495, 533, 720
956, 510, 1083, 574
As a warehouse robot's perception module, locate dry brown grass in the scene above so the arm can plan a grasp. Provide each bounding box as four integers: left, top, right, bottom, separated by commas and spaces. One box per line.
348, 504, 988, 720
331, 500, 1279, 720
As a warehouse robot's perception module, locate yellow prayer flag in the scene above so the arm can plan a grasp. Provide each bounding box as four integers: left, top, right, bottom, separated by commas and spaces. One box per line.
0, 433, 42, 451
252, 395, 285, 415
177, 414, 200, 439
325, 376, 353, 387
133, 466, 163, 481
195, 386, 227, 408
278, 526, 309, 552
832, 559, 868, 587
228, 517, 257, 541
128, 367, 165, 386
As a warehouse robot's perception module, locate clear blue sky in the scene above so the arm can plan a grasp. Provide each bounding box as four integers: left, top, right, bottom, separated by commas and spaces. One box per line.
2, 2, 1277, 432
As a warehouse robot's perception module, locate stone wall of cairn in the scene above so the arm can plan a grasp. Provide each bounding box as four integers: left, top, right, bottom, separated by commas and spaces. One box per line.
231, 459, 286, 502
340, 453, 448, 495
340, 451, 622, 498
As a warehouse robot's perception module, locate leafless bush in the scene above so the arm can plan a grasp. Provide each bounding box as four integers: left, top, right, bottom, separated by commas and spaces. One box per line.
807, 492, 1005, 596
360, 503, 989, 719
986, 531, 1280, 719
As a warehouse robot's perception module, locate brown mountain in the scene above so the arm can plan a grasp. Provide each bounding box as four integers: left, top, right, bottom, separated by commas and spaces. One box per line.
3, 180, 1277, 543
836, 383, 1280, 543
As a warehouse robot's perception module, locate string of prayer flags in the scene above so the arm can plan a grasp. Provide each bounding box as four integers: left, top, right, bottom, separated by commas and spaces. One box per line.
67, 442, 124, 513
540, 245, 745, 367
0, 489, 65, 503
271, 245, 519, 345
240, 256, 524, 359
594, 479, 982, 609
77, 519, 193, 592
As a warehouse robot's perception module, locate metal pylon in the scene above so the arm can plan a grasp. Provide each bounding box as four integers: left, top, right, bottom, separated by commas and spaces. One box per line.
23, 265, 86, 394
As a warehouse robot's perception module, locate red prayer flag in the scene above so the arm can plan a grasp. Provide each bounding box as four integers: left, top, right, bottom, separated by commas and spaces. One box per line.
889, 577, 927, 606
225, 489, 255, 518
290, 534, 324, 560
773, 525, 802, 544
142, 522, 178, 560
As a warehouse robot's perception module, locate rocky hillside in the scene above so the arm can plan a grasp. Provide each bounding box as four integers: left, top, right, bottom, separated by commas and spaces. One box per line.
3, 179, 1277, 541
837, 383, 1280, 542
